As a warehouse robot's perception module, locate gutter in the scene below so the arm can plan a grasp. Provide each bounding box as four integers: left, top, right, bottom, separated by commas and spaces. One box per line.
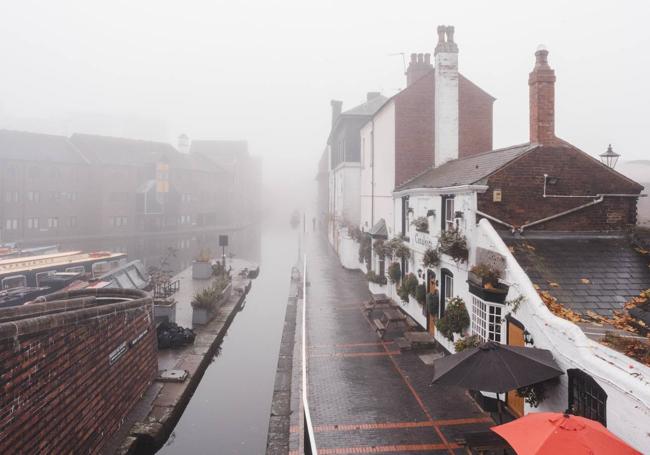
518, 196, 604, 232
475, 210, 516, 232
393, 184, 489, 198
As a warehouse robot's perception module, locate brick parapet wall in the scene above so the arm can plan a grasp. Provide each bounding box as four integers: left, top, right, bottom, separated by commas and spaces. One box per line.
477, 145, 643, 231
0, 290, 157, 454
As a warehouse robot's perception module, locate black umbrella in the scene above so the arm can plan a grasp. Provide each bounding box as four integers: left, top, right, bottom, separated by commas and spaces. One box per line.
431, 341, 564, 422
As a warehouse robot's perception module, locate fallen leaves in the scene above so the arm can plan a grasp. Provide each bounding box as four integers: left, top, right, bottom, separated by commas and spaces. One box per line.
580, 278, 591, 284
538, 290, 583, 322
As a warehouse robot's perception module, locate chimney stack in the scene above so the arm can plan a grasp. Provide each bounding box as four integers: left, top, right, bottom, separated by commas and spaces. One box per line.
434, 25, 459, 167
529, 45, 557, 144
366, 92, 381, 101
330, 100, 343, 129
406, 52, 433, 86
177, 133, 190, 154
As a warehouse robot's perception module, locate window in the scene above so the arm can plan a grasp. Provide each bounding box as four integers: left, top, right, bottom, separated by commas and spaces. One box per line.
49, 191, 61, 201
36, 271, 55, 286
470, 295, 504, 342
568, 369, 607, 426
2, 275, 26, 290
92, 261, 110, 278
66, 266, 85, 274
441, 195, 455, 231
5, 219, 18, 230
69, 216, 77, 228
27, 217, 39, 229
47, 217, 59, 229
5, 191, 19, 203
27, 191, 40, 202
401, 196, 410, 237
439, 268, 454, 317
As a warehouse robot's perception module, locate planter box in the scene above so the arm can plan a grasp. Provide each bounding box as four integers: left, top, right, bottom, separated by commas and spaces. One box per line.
368, 281, 387, 294
192, 307, 213, 325
467, 280, 509, 304
192, 261, 213, 280
154, 299, 177, 324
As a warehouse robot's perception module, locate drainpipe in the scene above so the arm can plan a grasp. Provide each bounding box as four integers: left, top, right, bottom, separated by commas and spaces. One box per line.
518, 196, 604, 232
475, 210, 516, 233
370, 120, 375, 227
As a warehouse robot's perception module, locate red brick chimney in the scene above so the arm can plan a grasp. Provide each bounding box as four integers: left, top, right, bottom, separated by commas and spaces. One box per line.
330, 100, 342, 129
406, 53, 432, 86
529, 46, 557, 144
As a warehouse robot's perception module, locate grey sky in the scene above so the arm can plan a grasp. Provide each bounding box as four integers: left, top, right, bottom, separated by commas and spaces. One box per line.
0, 0, 648, 192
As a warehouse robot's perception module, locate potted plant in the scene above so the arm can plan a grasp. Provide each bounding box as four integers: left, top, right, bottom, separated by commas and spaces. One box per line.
426, 292, 439, 316
192, 248, 213, 280
397, 273, 418, 303
422, 248, 440, 268
415, 283, 426, 306
384, 237, 411, 261
454, 334, 482, 352
436, 296, 470, 341
387, 262, 401, 284
366, 270, 387, 286
438, 229, 469, 263
411, 216, 429, 233
358, 233, 372, 266
373, 239, 388, 260
191, 276, 231, 324
468, 263, 509, 303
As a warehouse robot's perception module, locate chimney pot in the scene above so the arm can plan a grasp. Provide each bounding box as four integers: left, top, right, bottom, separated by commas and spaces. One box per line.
410, 53, 417, 63
366, 92, 381, 101
330, 100, 343, 129
424, 53, 431, 64
417, 53, 424, 63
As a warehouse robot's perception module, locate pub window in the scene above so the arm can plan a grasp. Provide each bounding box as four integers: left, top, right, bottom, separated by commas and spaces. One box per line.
441, 195, 455, 231
439, 268, 454, 317
568, 369, 607, 426
470, 295, 504, 342
401, 196, 410, 237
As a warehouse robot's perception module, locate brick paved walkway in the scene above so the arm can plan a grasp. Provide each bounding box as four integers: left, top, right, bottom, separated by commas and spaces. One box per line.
296, 234, 494, 455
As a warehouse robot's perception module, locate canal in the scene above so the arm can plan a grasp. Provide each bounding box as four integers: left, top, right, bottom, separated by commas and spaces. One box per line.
158, 221, 299, 454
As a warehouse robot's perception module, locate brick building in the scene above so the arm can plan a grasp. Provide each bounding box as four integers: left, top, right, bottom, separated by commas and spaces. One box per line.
359, 25, 494, 245
376, 46, 648, 451
0, 131, 260, 264
0, 288, 157, 453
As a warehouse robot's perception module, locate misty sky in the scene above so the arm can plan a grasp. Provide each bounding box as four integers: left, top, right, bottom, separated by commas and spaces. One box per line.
1, 0, 648, 193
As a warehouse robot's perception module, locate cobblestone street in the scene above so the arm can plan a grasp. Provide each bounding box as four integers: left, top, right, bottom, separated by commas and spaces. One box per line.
296, 233, 495, 454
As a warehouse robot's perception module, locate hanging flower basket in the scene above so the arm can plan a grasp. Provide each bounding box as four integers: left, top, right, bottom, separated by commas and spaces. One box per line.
411, 216, 429, 233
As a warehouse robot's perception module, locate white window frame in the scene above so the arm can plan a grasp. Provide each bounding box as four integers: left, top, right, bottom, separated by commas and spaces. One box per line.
445, 198, 455, 231
36, 271, 55, 286
92, 261, 110, 278
470, 295, 505, 343
66, 266, 85, 274
2, 275, 27, 290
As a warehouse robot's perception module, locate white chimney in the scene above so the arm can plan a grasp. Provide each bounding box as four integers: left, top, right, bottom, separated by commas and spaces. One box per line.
178, 133, 190, 154
434, 25, 459, 167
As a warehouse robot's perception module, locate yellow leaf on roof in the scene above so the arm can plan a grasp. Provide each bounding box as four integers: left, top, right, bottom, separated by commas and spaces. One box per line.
548, 282, 560, 288
580, 278, 591, 284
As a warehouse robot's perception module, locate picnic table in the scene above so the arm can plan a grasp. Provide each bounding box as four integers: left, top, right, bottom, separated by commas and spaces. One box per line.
373, 308, 407, 339
363, 293, 394, 315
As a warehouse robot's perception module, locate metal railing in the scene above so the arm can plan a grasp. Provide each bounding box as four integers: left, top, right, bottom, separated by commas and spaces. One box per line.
153, 279, 180, 299
301, 254, 318, 454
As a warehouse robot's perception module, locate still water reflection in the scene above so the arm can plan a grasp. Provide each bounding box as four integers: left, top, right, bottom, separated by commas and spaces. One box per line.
158, 223, 298, 454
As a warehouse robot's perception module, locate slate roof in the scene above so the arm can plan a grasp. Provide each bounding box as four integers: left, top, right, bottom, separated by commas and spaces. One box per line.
70, 133, 221, 172
0, 129, 89, 164
341, 95, 389, 117
505, 236, 650, 318
369, 218, 388, 239
396, 143, 536, 191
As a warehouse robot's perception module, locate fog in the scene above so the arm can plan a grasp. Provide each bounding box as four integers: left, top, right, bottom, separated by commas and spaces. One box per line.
1, 0, 648, 202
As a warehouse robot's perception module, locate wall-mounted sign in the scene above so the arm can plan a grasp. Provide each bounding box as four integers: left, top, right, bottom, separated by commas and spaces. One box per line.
414, 231, 436, 249
109, 342, 128, 366
130, 329, 148, 347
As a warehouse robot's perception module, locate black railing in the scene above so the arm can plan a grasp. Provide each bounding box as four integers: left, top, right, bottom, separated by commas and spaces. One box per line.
153, 280, 180, 299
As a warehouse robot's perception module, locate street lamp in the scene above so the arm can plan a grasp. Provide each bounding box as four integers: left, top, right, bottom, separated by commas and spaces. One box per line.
599, 144, 620, 169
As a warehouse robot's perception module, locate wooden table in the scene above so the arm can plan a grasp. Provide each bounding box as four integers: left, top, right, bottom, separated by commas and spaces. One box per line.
457, 430, 513, 454
373, 308, 407, 339
363, 293, 394, 315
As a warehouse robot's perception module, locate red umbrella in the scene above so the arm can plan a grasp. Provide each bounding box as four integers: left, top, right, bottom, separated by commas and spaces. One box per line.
491, 412, 641, 455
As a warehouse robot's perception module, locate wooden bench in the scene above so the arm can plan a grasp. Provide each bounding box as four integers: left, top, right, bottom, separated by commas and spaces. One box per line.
373, 318, 386, 339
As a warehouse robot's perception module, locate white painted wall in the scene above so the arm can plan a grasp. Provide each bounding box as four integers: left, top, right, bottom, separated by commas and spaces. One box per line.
475, 219, 650, 452
360, 101, 396, 236
434, 50, 459, 166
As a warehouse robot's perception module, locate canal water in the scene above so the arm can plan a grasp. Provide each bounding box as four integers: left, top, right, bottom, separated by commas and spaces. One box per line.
158, 221, 300, 454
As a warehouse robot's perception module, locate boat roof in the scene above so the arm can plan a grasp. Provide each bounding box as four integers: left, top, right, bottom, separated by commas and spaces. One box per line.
0, 251, 126, 275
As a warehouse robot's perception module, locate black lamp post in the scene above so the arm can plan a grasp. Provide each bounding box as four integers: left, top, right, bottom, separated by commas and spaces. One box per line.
599, 144, 620, 169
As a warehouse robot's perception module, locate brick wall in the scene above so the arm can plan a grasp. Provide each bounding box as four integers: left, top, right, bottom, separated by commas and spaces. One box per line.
0, 291, 157, 454
478, 145, 643, 231
394, 71, 493, 186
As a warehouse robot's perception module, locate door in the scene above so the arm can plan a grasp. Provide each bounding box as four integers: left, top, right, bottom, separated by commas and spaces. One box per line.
506, 320, 525, 417
426, 270, 437, 335
440, 269, 453, 317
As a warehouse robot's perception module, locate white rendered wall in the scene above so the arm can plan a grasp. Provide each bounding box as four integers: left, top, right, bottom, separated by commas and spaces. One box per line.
360, 102, 396, 236
475, 219, 650, 452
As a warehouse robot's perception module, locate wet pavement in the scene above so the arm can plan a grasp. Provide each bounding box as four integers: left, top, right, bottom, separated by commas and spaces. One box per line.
296, 233, 495, 454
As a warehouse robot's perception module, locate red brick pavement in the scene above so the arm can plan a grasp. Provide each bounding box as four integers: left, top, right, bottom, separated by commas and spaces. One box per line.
300, 235, 494, 454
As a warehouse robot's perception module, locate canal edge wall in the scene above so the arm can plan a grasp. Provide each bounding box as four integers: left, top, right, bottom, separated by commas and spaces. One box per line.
114, 277, 252, 455
265, 268, 301, 454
